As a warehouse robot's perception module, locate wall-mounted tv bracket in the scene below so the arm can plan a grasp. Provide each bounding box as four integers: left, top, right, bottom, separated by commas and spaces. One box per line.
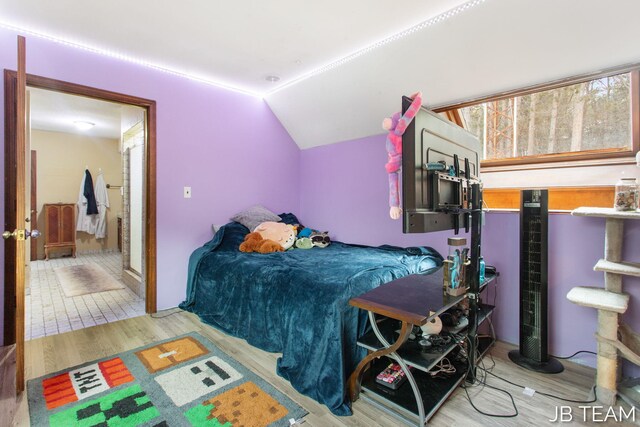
453, 154, 462, 234
464, 158, 472, 233
428, 155, 480, 234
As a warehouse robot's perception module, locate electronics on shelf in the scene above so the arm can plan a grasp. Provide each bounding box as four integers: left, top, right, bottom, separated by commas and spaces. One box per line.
375, 362, 409, 390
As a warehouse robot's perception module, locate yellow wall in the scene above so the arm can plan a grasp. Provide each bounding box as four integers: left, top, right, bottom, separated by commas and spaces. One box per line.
31, 130, 122, 258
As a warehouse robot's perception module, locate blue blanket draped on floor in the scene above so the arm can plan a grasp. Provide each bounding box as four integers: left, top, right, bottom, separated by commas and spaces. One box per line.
179, 214, 442, 416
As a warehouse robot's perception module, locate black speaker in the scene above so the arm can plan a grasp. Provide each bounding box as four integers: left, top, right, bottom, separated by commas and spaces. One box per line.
508, 189, 563, 374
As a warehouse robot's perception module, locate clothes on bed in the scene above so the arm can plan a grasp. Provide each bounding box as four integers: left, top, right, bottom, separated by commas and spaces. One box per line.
179, 214, 443, 416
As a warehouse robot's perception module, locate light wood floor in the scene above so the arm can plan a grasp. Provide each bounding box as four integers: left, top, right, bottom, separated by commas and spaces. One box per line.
13, 311, 635, 426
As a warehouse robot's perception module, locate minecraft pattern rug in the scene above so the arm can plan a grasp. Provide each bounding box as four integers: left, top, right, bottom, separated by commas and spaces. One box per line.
28, 332, 307, 426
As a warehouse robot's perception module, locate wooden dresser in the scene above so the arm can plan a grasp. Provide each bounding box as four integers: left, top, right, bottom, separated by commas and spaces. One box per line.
44, 203, 76, 260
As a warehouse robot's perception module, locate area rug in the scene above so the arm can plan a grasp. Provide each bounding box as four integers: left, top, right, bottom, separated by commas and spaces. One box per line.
28, 332, 307, 426
54, 263, 125, 297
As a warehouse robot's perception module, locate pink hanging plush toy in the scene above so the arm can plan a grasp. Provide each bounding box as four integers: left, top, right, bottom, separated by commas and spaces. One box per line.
384, 91, 422, 219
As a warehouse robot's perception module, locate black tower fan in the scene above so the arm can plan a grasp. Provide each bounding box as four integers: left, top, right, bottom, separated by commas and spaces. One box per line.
508, 189, 563, 373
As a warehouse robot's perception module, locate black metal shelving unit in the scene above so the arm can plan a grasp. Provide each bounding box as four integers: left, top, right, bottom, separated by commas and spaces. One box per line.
357, 302, 496, 373
359, 336, 494, 424
355, 273, 497, 425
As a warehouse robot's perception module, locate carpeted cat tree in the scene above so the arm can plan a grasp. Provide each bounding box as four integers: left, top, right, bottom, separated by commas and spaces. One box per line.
567, 207, 640, 406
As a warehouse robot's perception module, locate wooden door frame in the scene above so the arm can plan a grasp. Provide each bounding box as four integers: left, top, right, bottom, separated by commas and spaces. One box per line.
4, 72, 157, 384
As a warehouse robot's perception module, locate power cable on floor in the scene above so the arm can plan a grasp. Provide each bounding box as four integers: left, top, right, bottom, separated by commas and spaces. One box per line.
150, 309, 183, 319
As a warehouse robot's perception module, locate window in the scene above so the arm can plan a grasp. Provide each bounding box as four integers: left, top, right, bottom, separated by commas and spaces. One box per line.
439, 71, 638, 166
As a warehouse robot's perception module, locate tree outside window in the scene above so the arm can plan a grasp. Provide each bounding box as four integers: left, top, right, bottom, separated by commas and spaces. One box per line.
453, 73, 633, 163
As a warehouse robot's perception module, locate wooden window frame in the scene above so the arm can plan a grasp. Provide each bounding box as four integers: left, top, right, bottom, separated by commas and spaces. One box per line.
434, 65, 640, 167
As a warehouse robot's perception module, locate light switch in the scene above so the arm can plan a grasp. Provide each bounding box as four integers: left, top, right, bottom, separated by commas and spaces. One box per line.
184, 186, 192, 198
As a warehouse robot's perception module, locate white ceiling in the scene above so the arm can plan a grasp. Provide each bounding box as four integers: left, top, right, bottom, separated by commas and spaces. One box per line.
268, 0, 640, 148
1, 0, 469, 95
29, 88, 124, 139
6, 0, 640, 149
27, 87, 144, 139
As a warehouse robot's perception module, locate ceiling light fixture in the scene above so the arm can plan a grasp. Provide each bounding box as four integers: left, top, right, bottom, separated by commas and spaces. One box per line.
265, 75, 280, 83
73, 120, 95, 130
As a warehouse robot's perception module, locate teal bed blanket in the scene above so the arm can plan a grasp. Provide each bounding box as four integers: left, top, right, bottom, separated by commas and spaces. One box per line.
179, 214, 442, 416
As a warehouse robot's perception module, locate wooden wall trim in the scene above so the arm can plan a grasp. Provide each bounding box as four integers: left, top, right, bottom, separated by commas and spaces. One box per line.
480, 148, 634, 167
4, 72, 157, 332
15, 73, 158, 314
443, 110, 463, 127
145, 103, 157, 314
484, 187, 615, 211
17, 72, 156, 108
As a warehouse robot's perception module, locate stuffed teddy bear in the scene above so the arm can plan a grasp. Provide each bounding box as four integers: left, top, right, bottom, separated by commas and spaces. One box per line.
239, 232, 284, 254
239, 221, 296, 253
384, 91, 422, 220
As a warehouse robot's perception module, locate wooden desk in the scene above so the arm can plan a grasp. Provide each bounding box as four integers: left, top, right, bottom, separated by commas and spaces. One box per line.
349, 269, 468, 326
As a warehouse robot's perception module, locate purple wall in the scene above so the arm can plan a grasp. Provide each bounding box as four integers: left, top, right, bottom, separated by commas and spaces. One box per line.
0, 28, 300, 344
299, 134, 452, 249
299, 133, 640, 376
2, 27, 638, 380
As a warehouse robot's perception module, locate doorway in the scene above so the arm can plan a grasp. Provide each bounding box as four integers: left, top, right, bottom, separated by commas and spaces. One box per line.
25, 87, 147, 339
4, 71, 157, 391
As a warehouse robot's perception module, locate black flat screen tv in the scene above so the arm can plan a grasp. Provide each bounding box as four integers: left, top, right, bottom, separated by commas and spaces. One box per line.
401, 96, 482, 233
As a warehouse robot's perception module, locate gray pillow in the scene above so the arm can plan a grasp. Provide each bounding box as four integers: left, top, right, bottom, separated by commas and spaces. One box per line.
230, 205, 280, 231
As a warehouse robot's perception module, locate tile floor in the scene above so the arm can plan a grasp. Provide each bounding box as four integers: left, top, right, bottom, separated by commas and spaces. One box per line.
25, 251, 146, 340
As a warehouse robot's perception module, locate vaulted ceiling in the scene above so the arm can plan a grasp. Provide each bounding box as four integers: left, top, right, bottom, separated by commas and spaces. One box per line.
4, 0, 640, 149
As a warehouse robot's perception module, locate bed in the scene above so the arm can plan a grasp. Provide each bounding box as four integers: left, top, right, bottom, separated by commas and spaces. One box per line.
179, 214, 442, 416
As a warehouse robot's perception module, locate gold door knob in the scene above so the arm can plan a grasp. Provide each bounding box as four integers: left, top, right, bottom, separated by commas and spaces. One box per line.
2, 229, 37, 240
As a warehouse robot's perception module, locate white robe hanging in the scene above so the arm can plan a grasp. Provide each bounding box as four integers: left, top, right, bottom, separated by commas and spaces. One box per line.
76, 170, 98, 234
94, 173, 110, 239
